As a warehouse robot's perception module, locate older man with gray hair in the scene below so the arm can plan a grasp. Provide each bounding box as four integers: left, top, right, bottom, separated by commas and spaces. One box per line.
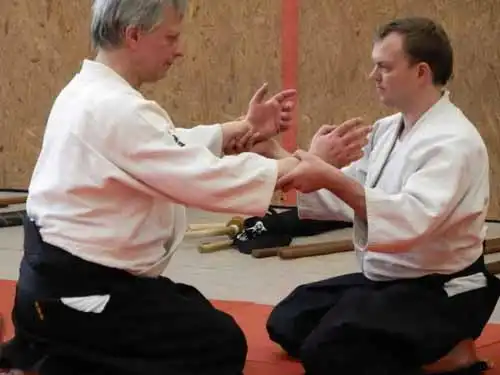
1, 0, 369, 374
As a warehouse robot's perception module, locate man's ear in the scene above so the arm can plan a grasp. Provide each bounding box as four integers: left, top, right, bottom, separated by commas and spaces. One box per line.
416, 62, 433, 83
123, 25, 142, 49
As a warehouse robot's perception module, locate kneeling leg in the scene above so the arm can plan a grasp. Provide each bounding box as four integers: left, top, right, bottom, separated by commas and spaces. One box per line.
266, 273, 368, 358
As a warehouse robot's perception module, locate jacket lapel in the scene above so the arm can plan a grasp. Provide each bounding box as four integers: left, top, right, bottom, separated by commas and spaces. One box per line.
366, 117, 403, 188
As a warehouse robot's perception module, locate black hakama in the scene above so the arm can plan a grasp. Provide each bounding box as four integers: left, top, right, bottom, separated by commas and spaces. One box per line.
266, 255, 500, 375
4, 217, 247, 375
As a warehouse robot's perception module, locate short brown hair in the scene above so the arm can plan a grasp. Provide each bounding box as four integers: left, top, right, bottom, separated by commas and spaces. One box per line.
375, 17, 453, 86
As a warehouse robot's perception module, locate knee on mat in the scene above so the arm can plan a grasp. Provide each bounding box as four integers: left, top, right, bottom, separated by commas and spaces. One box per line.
265, 306, 299, 357
299, 338, 348, 374
219, 313, 248, 358
265, 305, 286, 340
265, 283, 308, 336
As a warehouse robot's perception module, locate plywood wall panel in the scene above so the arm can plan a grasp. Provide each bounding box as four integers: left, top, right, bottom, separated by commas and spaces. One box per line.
0, 0, 91, 187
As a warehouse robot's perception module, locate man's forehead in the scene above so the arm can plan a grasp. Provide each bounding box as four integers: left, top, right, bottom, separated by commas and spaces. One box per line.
161, 5, 184, 29
372, 33, 405, 60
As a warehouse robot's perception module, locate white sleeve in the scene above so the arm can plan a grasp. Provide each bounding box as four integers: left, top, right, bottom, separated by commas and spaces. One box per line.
104, 101, 278, 216
296, 164, 358, 222
175, 125, 223, 157
363, 138, 477, 252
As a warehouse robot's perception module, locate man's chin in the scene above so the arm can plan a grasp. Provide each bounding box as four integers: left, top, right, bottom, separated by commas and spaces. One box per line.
378, 95, 395, 108
158, 65, 171, 78
145, 68, 171, 84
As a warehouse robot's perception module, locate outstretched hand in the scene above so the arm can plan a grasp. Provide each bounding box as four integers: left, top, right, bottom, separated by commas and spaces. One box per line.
277, 150, 335, 193
309, 117, 372, 168
245, 83, 296, 141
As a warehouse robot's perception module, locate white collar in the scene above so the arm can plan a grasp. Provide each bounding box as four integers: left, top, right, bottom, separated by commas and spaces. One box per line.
79, 59, 142, 95
398, 89, 451, 139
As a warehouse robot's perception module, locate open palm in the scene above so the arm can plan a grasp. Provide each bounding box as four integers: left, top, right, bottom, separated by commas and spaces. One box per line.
244, 83, 296, 140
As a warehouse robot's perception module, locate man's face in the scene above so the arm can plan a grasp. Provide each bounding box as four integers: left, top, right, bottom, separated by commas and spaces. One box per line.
369, 32, 421, 109
125, 6, 184, 84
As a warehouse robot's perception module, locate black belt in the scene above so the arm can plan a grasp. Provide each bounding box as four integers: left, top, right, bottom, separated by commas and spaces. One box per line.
18, 216, 136, 298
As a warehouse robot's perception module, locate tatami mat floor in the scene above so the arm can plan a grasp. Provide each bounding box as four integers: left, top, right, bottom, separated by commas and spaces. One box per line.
1, 204, 499, 322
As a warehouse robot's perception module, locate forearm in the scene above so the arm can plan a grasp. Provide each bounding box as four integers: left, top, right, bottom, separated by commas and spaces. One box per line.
271, 140, 293, 159
258, 139, 293, 159
277, 156, 300, 178
220, 120, 250, 150
324, 166, 367, 220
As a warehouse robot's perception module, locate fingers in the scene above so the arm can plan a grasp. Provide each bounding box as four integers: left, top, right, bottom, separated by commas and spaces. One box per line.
277, 172, 296, 190
238, 128, 253, 144
343, 133, 370, 153
271, 89, 297, 103
236, 130, 259, 152
346, 150, 364, 162
334, 150, 364, 168
340, 124, 372, 146
227, 129, 259, 154
281, 101, 294, 117
292, 149, 310, 161
314, 124, 337, 137
279, 124, 291, 133
279, 182, 295, 192
248, 132, 262, 147
278, 101, 294, 131
250, 83, 269, 105
280, 111, 293, 123
224, 139, 236, 155
333, 117, 365, 137
283, 101, 294, 112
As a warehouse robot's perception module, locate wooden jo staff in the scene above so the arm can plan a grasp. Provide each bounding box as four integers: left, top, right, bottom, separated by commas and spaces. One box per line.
488, 260, 500, 275
251, 240, 500, 275
251, 237, 500, 260
0, 196, 27, 207
251, 239, 353, 259
185, 217, 245, 253
185, 217, 244, 239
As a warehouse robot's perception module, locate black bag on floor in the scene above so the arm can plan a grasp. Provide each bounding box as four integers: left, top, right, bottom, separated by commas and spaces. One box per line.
232, 205, 352, 254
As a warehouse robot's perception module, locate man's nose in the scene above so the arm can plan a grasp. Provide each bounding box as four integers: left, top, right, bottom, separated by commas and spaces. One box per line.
368, 67, 377, 80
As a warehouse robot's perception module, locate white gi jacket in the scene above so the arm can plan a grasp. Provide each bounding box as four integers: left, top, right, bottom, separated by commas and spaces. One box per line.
298, 91, 490, 283
27, 59, 278, 277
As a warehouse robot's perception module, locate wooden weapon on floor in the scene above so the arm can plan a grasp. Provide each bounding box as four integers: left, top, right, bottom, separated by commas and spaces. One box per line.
251, 236, 500, 260
191, 217, 246, 253
190, 217, 500, 260
185, 217, 244, 240
487, 260, 500, 275
0, 196, 27, 208
250, 237, 353, 259
197, 239, 235, 253
251, 239, 353, 259
485, 237, 500, 253
187, 222, 227, 231
252, 239, 500, 275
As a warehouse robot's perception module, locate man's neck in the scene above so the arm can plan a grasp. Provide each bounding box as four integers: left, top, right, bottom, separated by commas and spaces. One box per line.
402, 87, 444, 127
94, 49, 142, 89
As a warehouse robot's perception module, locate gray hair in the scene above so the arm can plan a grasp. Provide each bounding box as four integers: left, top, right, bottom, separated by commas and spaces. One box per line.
90, 0, 188, 49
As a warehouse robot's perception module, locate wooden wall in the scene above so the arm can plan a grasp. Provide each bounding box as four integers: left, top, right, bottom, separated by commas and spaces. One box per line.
0, 0, 91, 187
1, 0, 500, 217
